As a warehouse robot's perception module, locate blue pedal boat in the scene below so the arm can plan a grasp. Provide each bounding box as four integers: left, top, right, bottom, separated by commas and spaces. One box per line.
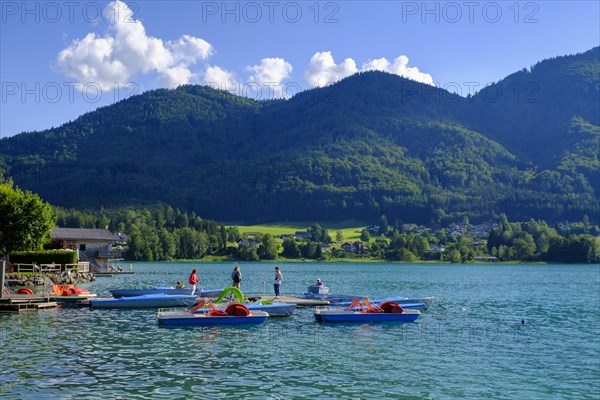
158, 303, 269, 326
314, 299, 421, 323
245, 302, 295, 317
90, 293, 198, 309
158, 310, 269, 326
207, 286, 295, 317
194, 301, 295, 317
332, 296, 434, 310
314, 309, 421, 323
110, 288, 223, 298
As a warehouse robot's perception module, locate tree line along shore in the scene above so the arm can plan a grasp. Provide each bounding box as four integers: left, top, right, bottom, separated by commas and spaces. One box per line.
3, 180, 598, 265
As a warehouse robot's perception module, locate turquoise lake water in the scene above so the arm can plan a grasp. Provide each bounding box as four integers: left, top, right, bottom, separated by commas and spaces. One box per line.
1, 262, 599, 399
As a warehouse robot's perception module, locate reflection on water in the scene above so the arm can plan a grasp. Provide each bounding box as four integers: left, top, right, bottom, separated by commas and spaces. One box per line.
1, 262, 599, 399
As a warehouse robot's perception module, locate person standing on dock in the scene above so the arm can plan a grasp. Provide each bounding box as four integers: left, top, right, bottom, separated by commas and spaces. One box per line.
274, 266, 283, 298
231, 266, 242, 289
189, 268, 199, 295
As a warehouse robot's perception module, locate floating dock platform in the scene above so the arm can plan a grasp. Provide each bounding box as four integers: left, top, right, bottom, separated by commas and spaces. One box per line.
0, 294, 58, 313
246, 295, 330, 307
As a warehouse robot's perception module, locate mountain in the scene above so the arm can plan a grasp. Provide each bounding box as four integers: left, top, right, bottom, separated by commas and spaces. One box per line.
1, 48, 598, 224
471, 47, 599, 165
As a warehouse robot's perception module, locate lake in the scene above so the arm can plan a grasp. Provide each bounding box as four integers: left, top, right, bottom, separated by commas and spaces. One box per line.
1, 262, 599, 399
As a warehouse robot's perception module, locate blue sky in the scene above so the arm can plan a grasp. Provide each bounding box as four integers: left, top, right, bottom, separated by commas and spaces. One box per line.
1, 0, 599, 138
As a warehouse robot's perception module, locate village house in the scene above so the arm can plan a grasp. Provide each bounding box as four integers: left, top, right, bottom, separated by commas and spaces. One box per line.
366, 225, 380, 233
427, 243, 446, 252
51, 228, 127, 272
342, 241, 363, 254
294, 231, 312, 240
238, 237, 260, 248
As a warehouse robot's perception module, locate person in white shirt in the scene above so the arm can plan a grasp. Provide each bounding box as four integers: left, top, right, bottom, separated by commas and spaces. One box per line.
274, 266, 283, 298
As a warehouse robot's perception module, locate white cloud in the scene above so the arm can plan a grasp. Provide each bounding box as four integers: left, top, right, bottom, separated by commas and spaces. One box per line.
362, 55, 434, 85
248, 58, 293, 85
168, 35, 213, 65
304, 51, 434, 87
304, 51, 358, 87
202, 65, 238, 91
56, 0, 213, 90
247, 57, 293, 98
160, 66, 195, 88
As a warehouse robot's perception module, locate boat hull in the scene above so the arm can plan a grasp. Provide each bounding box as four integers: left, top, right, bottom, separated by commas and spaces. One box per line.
158, 310, 269, 326
111, 288, 222, 298
91, 294, 198, 309
339, 302, 426, 312
377, 296, 434, 309
332, 296, 434, 310
314, 309, 421, 323
195, 302, 295, 317
53, 294, 97, 305
53, 294, 97, 302
302, 293, 365, 303
248, 303, 295, 317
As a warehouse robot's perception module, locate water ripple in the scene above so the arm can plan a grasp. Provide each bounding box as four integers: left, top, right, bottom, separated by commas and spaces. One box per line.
1, 263, 598, 399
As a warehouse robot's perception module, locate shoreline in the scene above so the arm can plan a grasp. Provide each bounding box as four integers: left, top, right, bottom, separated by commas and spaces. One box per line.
127, 258, 553, 265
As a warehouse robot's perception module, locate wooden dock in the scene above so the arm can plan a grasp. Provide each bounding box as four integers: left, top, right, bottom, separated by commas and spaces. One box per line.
95, 272, 135, 277
0, 294, 58, 313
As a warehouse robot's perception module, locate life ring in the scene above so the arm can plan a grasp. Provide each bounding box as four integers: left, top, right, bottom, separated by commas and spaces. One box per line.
17, 288, 34, 295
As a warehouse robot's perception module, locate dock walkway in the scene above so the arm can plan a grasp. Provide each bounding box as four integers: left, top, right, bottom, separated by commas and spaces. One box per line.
0, 294, 58, 313
246, 295, 330, 307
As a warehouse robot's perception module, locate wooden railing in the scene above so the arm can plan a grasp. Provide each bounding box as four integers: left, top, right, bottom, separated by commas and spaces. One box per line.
13, 262, 90, 274
95, 250, 124, 259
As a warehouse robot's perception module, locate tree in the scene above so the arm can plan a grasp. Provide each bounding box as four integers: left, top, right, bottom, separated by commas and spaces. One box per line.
258, 234, 278, 260
301, 242, 318, 259
398, 248, 417, 261
237, 245, 259, 261
409, 235, 429, 257
449, 250, 462, 263
513, 233, 536, 260
0, 180, 55, 254
218, 225, 227, 250
226, 226, 241, 243
309, 224, 332, 243
314, 244, 323, 259
158, 228, 177, 260
379, 215, 389, 235
177, 228, 208, 259
336, 230, 344, 243
360, 230, 371, 242
282, 237, 301, 258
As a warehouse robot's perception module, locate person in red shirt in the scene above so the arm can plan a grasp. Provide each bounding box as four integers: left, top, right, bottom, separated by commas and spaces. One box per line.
189, 268, 199, 295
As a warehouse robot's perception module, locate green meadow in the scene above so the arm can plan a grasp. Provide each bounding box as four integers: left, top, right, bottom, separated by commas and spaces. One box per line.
226, 220, 367, 242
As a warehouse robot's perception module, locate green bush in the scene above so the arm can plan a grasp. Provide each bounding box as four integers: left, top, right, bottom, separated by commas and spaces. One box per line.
10, 250, 78, 266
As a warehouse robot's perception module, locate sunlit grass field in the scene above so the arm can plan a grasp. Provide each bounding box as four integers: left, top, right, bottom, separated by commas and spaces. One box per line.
225, 220, 367, 242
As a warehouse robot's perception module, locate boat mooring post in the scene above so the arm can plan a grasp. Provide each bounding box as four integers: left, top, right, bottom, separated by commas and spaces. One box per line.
0, 259, 6, 299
